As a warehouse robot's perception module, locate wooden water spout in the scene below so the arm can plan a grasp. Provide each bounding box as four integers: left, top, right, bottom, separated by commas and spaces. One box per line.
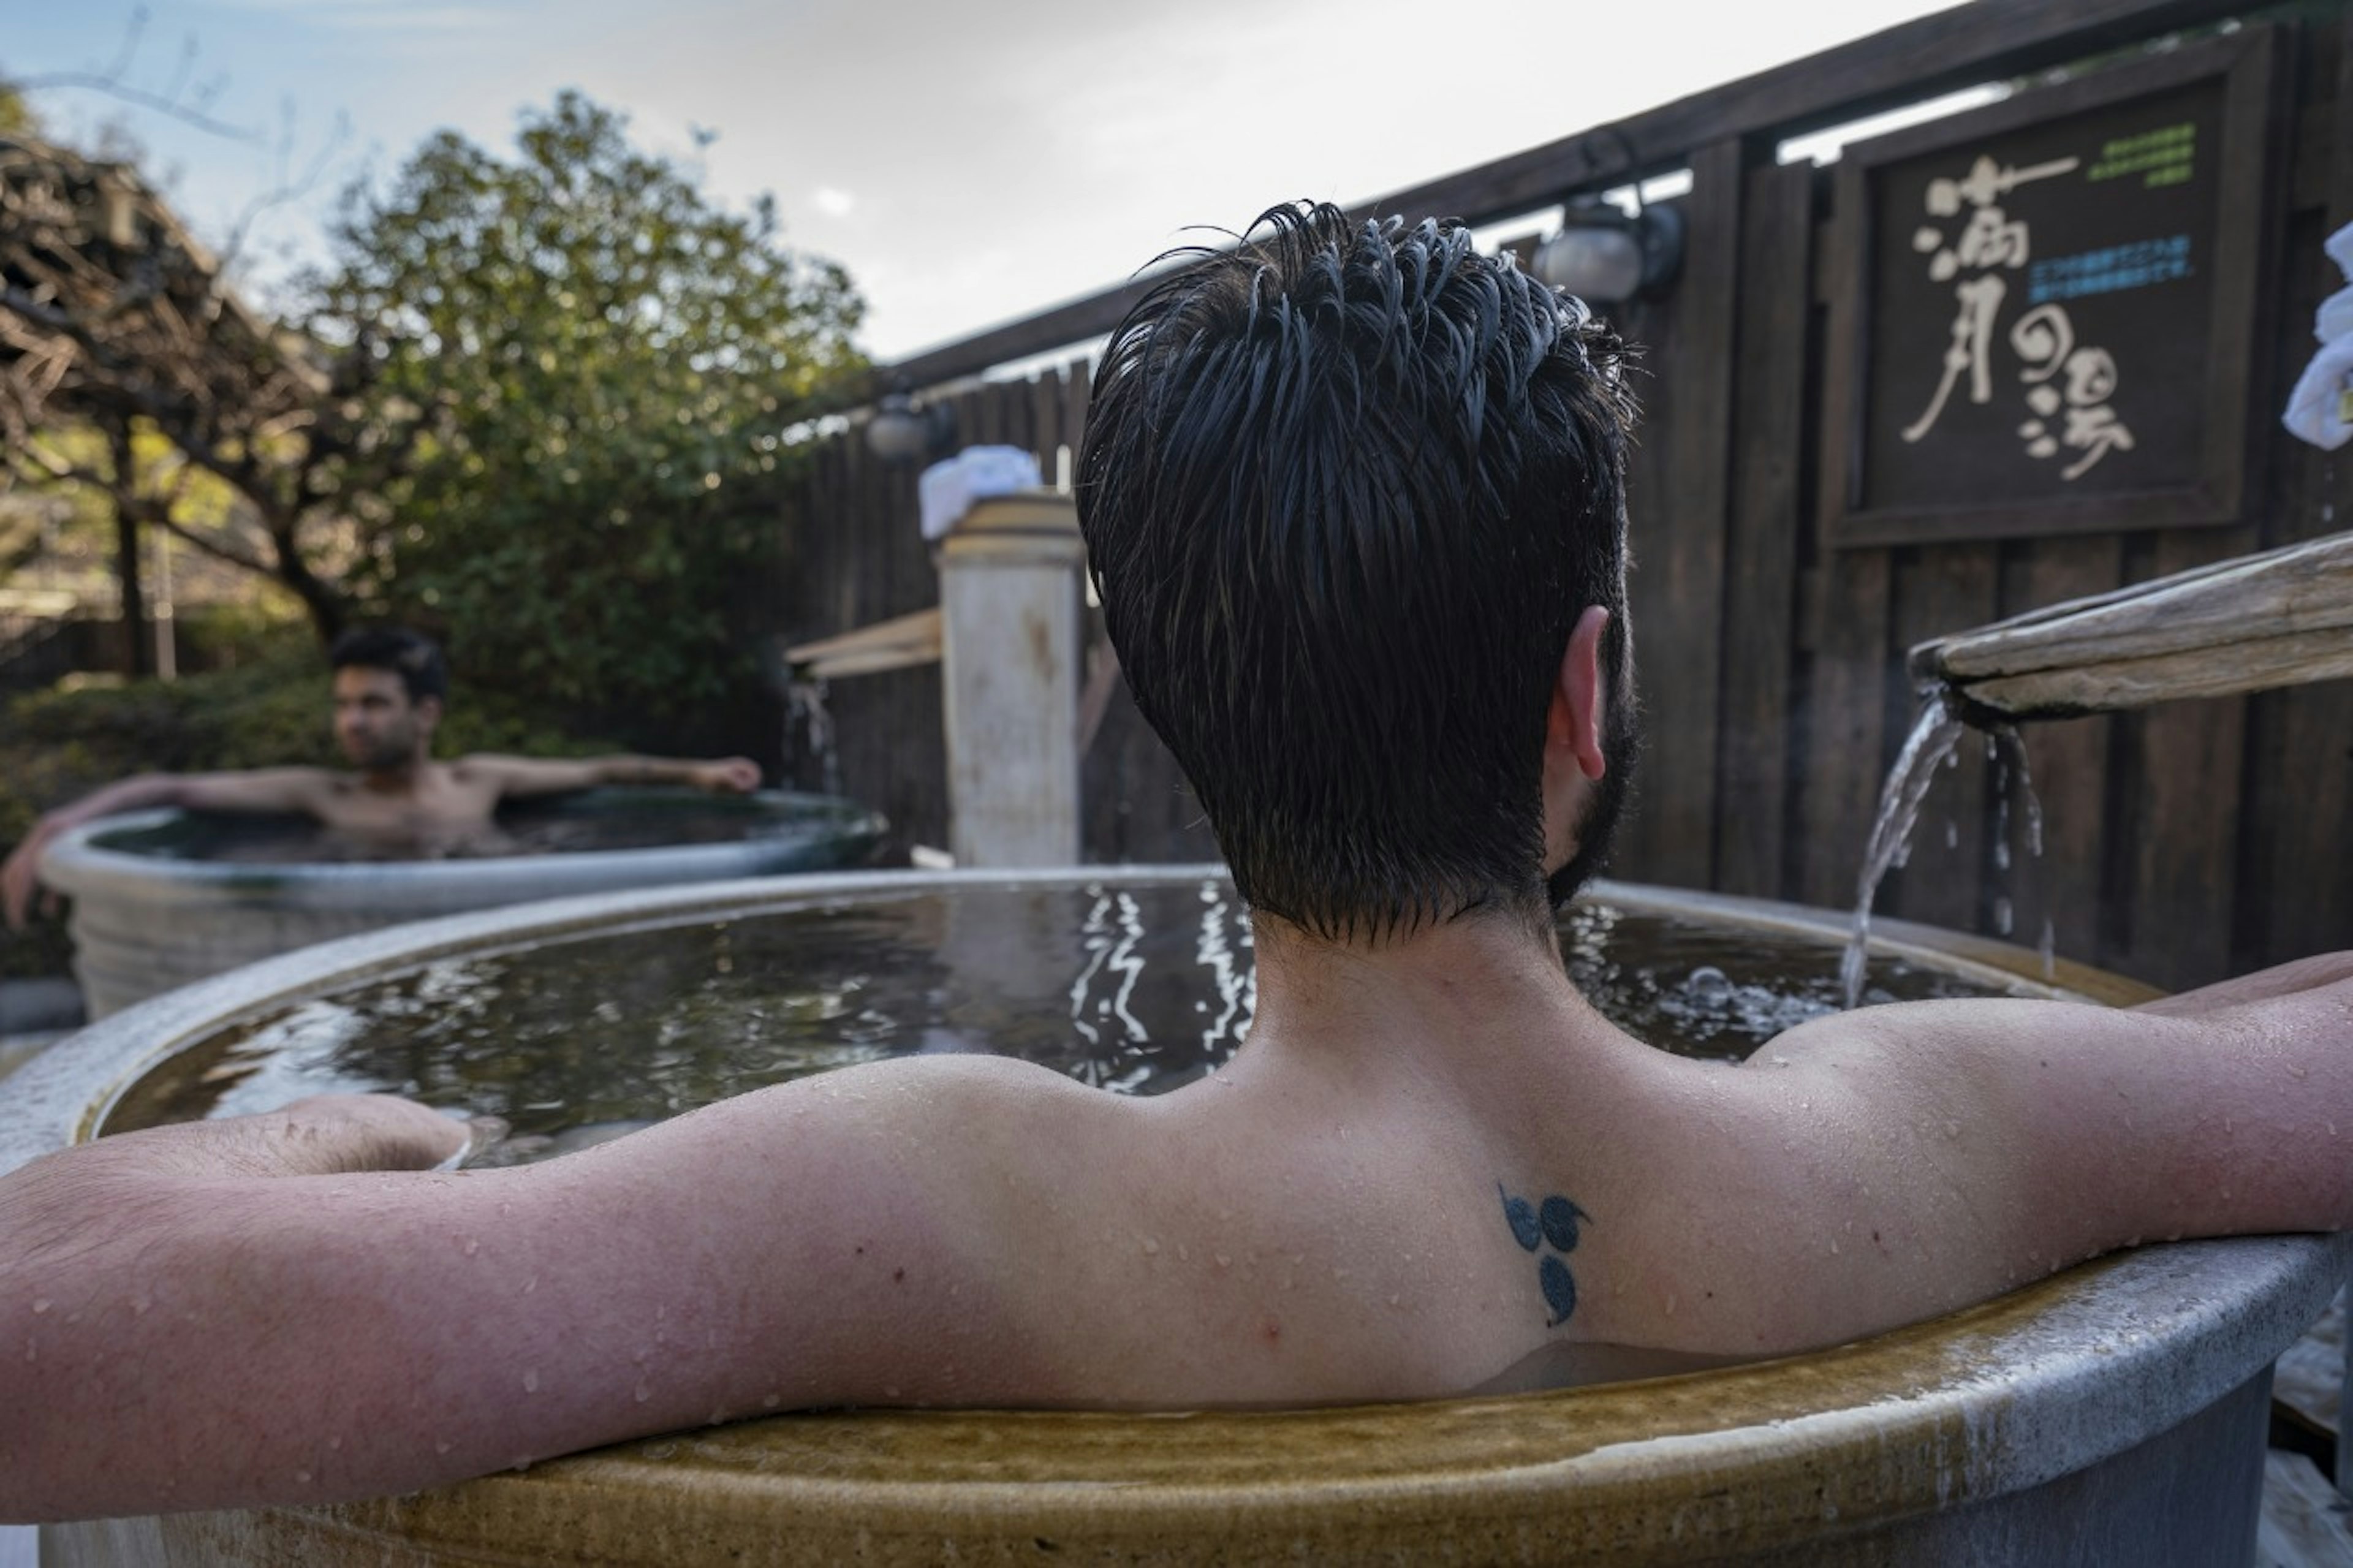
1911, 532, 2353, 719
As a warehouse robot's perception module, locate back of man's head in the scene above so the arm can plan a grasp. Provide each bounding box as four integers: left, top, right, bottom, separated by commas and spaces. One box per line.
328, 627, 449, 706
1077, 201, 1637, 942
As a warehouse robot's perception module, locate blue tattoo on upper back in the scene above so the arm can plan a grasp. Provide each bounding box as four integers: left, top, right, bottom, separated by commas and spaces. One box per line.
1499, 1183, 1591, 1328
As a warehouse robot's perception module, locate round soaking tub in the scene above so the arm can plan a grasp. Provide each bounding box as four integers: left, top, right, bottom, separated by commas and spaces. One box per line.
35, 787, 887, 1018
7, 867, 2341, 1566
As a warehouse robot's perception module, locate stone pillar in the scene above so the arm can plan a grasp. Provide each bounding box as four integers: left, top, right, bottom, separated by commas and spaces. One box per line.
938, 490, 1084, 866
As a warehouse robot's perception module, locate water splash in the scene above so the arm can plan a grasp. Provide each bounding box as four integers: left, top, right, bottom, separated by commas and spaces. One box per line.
1193, 881, 1252, 1055
786, 676, 841, 798
1841, 691, 1968, 1009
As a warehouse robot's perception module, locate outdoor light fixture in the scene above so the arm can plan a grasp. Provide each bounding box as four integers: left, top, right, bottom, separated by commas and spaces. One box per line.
865, 390, 957, 464
1532, 202, 1684, 305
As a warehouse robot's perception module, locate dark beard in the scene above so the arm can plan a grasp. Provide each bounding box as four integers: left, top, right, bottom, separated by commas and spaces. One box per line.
1546, 679, 1642, 909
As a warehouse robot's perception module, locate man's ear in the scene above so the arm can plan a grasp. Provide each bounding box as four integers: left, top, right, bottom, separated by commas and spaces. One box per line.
1549, 607, 1611, 783
416, 695, 445, 733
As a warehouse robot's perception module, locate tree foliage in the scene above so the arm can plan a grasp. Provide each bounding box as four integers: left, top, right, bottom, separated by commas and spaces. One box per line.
0, 125, 361, 642
2, 88, 866, 728
315, 92, 866, 719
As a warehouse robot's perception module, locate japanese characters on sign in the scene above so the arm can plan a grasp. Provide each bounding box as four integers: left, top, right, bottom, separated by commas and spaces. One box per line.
1823, 29, 2265, 546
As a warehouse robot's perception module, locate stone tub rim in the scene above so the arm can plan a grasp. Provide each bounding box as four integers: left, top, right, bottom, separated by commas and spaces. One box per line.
34, 789, 887, 916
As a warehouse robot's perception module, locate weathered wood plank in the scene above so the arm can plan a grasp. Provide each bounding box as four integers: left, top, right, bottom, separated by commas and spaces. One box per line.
2239, 137, 2353, 972
2121, 528, 2255, 989
1925, 533, 2353, 682
1031, 365, 1066, 485
1714, 160, 1814, 900
1958, 627, 2353, 714
1881, 543, 2001, 933
2003, 535, 2126, 967
1624, 148, 1744, 890
1795, 549, 1894, 912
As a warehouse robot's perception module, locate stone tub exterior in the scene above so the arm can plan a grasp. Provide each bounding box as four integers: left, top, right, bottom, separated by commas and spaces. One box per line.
37, 789, 885, 1017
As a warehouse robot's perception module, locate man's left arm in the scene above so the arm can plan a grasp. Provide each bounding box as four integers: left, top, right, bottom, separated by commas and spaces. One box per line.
0, 1059, 1084, 1524
461, 754, 762, 800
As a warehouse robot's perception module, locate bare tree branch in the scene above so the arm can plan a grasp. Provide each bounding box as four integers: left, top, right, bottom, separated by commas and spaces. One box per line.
9, 6, 266, 145
216, 106, 351, 275
9, 70, 264, 145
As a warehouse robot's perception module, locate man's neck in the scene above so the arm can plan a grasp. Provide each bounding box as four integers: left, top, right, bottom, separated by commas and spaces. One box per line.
1237, 907, 1620, 1089
355, 756, 434, 795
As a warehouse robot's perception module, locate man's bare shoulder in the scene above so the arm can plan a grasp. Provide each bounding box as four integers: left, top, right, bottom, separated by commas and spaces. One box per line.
1624, 975, 2351, 1354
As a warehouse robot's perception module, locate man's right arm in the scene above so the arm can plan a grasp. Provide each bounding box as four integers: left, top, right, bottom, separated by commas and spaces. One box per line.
3, 770, 330, 928
1716, 962, 2353, 1350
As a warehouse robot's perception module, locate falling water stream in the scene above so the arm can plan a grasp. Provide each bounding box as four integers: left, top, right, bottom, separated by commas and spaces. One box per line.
1841, 687, 2053, 1010
785, 676, 841, 798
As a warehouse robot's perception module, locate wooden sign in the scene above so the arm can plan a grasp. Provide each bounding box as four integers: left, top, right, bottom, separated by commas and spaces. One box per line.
1821, 28, 2275, 548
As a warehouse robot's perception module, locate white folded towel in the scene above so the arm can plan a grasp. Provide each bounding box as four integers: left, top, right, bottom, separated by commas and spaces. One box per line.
918, 445, 1045, 542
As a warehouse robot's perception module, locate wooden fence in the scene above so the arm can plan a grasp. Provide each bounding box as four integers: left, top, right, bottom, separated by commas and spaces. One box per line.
772, 0, 2351, 993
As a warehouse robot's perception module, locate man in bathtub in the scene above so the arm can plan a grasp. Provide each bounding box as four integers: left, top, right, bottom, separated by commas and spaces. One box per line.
3, 204, 2347, 1523
1, 626, 762, 930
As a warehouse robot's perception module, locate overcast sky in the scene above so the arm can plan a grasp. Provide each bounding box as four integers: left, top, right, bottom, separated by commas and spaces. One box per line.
6, 0, 1964, 363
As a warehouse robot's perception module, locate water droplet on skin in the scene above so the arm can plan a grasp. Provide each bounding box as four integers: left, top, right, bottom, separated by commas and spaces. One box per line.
462, 1238, 479, 1257
23, 1340, 34, 1362
1389, 1294, 1401, 1307
436, 1441, 452, 1455
882, 1384, 902, 1399
762, 1393, 782, 1409
327, 1436, 341, 1450
1213, 1254, 1232, 1268
30, 1299, 49, 1314
1140, 1238, 1159, 1256
523, 1370, 539, 1393
1830, 1240, 1840, 1255
294, 1470, 312, 1485
131, 1296, 151, 1315
1770, 1056, 1791, 1068
1944, 1121, 1962, 1138
634, 1382, 651, 1403
1176, 1244, 1189, 1262
523, 1277, 538, 1295
1664, 1293, 1678, 1317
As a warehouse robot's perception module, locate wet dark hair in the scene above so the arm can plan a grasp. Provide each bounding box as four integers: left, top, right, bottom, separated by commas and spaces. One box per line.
328, 626, 449, 705
1077, 202, 1638, 942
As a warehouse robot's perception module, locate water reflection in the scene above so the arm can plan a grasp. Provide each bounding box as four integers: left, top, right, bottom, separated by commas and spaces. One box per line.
105, 884, 2012, 1159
